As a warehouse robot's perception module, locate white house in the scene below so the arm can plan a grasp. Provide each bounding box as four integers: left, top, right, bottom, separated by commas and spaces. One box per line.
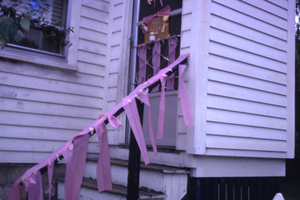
0, 0, 295, 199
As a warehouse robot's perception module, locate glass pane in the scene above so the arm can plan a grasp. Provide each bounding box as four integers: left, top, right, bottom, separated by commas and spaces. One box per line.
1, 0, 68, 54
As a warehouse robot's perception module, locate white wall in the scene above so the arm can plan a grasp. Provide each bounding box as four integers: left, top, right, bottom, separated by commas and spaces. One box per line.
0, 0, 111, 162
181, 0, 295, 159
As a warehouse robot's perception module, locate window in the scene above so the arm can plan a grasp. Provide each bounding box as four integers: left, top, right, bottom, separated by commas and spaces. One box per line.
129, 0, 182, 147
1, 0, 69, 55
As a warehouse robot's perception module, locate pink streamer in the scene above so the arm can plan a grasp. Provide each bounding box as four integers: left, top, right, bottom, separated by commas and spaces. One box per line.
156, 76, 167, 139
152, 40, 161, 92
166, 36, 178, 90
142, 6, 170, 25
139, 91, 158, 154
95, 123, 112, 192
123, 98, 150, 165
178, 65, 194, 126
63, 134, 89, 200
47, 162, 54, 200
153, 0, 164, 7
137, 44, 147, 84
8, 54, 192, 200
24, 171, 44, 200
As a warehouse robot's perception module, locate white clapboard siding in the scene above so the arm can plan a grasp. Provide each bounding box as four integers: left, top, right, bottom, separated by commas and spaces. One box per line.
0, 0, 109, 162
199, 0, 293, 158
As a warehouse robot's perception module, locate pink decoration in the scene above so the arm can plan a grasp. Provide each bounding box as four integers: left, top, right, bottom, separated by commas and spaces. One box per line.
157, 76, 167, 139
63, 134, 89, 200
142, 6, 171, 25
178, 65, 194, 126
123, 98, 150, 165
166, 36, 178, 90
47, 162, 54, 200
139, 91, 158, 154
24, 171, 43, 200
152, 40, 161, 92
8, 54, 192, 200
137, 44, 147, 84
95, 123, 112, 192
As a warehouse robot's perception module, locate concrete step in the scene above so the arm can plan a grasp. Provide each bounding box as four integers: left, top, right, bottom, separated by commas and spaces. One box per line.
57, 177, 166, 200
83, 155, 190, 200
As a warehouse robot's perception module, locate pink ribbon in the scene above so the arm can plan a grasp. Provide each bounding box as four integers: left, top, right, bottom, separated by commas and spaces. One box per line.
8, 54, 191, 200
95, 114, 121, 192
47, 162, 54, 200
63, 134, 89, 200
142, 5, 171, 25
123, 98, 150, 165
178, 65, 194, 126
156, 76, 167, 139
152, 40, 161, 92
166, 36, 178, 90
23, 171, 43, 200
137, 44, 147, 84
139, 91, 158, 154
95, 123, 112, 192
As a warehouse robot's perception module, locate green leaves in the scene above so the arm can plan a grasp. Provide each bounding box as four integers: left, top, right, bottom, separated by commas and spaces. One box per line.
20, 18, 30, 31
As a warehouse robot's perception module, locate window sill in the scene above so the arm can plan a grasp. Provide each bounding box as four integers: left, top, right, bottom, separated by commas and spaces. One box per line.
0, 49, 78, 71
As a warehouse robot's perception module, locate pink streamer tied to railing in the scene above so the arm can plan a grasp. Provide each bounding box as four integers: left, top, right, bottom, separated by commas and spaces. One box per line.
8, 54, 192, 200
137, 44, 147, 84
152, 40, 161, 92
139, 91, 158, 154
166, 36, 178, 90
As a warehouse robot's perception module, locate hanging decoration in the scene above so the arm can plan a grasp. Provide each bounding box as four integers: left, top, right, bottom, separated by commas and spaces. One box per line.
137, 44, 147, 84
152, 40, 162, 92
141, 5, 171, 43
166, 35, 178, 90
8, 54, 192, 200
147, 0, 164, 7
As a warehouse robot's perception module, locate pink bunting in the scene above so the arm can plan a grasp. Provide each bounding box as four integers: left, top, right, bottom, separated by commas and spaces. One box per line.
24, 171, 44, 200
95, 123, 112, 192
123, 98, 150, 165
139, 91, 158, 154
47, 162, 54, 200
166, 36, 178, 90
152, 40, 161, 92
63, 134, 89, 200
137, 44, 147, 84
178, 65, 194, 127
8, 54, 192, 200
156, 76, 167, 139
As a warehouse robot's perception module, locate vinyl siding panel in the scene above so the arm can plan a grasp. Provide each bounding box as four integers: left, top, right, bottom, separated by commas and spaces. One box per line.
200, 0, 293, 158
0, 0, 109, 162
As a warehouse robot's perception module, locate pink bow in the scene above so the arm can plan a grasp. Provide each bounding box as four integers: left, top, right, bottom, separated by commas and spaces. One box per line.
142, 5, 171, 25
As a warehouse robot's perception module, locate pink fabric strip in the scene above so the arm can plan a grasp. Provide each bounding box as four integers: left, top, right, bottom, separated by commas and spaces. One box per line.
139, 91, 158, 155
47, 162, 54, 200
63, 134, 89, 200
166, 36, 178, 90
123, 98, 150, 165
156, 76, 167, 139
178, 65, 194, 127
25, 171, 44, 200
153, 0, 163, 7
8, 179, 21, 200
142, 6, 170, 25
152, 40, 161, 92
95, 123, 112, 192
137, 44, 147, 84
7, 54, 190, 200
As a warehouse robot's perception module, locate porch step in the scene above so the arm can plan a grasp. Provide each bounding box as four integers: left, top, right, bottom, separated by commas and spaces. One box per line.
83, 155, 190, 200
57, 177, 166, 200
